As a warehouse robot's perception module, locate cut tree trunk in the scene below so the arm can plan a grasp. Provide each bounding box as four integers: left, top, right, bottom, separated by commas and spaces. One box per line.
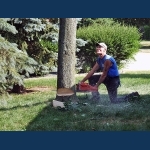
57, 18, 77, 102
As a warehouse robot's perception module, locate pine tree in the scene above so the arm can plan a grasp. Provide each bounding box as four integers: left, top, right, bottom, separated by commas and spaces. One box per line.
4, 18, 53, 75
0, 18, 38, 96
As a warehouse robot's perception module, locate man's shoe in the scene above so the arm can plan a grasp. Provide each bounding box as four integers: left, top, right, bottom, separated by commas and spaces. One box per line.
124, 91, 140, 101
133, 92, 140, 98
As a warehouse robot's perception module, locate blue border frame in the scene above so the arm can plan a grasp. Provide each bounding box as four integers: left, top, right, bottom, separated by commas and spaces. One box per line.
1, 1, 150, 149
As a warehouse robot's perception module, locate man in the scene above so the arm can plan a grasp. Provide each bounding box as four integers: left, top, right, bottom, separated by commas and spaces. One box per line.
80, 42, 139, 103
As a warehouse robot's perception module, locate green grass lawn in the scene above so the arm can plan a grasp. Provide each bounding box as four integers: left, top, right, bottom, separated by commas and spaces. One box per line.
0, 71, 150, 131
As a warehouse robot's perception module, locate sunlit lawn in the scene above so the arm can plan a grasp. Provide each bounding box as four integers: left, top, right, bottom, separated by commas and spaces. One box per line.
0, 71, 150, 131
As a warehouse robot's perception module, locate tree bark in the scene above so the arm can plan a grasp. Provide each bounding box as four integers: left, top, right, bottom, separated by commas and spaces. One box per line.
57, 18, 77, 101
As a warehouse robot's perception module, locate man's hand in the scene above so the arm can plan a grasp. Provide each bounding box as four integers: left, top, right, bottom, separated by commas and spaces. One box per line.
94, 84, 99, 89
78, 81, 84, 84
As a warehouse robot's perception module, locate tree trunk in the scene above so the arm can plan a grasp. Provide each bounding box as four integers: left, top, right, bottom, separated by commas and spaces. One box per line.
57, 18, 77, 101
11, 84, 26, 93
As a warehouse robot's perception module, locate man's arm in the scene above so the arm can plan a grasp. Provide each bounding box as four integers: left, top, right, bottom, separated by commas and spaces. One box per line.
95, 60, 112, 87
81, 62, 100, 83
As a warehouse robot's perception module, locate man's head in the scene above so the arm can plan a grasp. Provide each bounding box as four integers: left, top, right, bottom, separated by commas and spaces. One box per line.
96, 42, 107, 50
95, 42, 107, 57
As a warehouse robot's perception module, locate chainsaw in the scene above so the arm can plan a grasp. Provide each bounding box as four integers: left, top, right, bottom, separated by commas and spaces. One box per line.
76, 82, 98, 92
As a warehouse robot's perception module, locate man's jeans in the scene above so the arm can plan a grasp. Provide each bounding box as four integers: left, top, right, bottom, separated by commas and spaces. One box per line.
88, 74, 121, 103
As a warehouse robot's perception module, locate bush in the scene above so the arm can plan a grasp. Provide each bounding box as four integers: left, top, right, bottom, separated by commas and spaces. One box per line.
76, 23, 141, 72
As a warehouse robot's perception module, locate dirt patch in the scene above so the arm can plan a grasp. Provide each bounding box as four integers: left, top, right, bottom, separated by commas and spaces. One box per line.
9, 86, 56, 95
26, 87, 53, 92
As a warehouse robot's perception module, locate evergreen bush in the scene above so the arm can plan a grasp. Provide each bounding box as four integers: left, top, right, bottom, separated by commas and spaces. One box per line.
0, 35, 38, 94
2, 18, 51, 76
0, 19, 38, 95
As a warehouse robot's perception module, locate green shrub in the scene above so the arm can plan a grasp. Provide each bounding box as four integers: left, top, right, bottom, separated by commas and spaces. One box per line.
76, 23, 141, 72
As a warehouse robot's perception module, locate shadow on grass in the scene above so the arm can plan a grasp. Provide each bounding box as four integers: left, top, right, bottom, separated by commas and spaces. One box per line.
25, 93, 150, 131
25, 93, 110, 131
0, 100, 51, 111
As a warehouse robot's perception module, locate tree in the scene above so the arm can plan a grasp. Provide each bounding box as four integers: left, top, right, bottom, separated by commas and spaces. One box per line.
2, 18, 51, 76
0, 18, 38, 96
57, 18, 77, 101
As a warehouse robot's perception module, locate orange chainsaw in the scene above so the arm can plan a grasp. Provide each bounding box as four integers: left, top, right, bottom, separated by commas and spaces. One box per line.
76, 82, 98, 92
